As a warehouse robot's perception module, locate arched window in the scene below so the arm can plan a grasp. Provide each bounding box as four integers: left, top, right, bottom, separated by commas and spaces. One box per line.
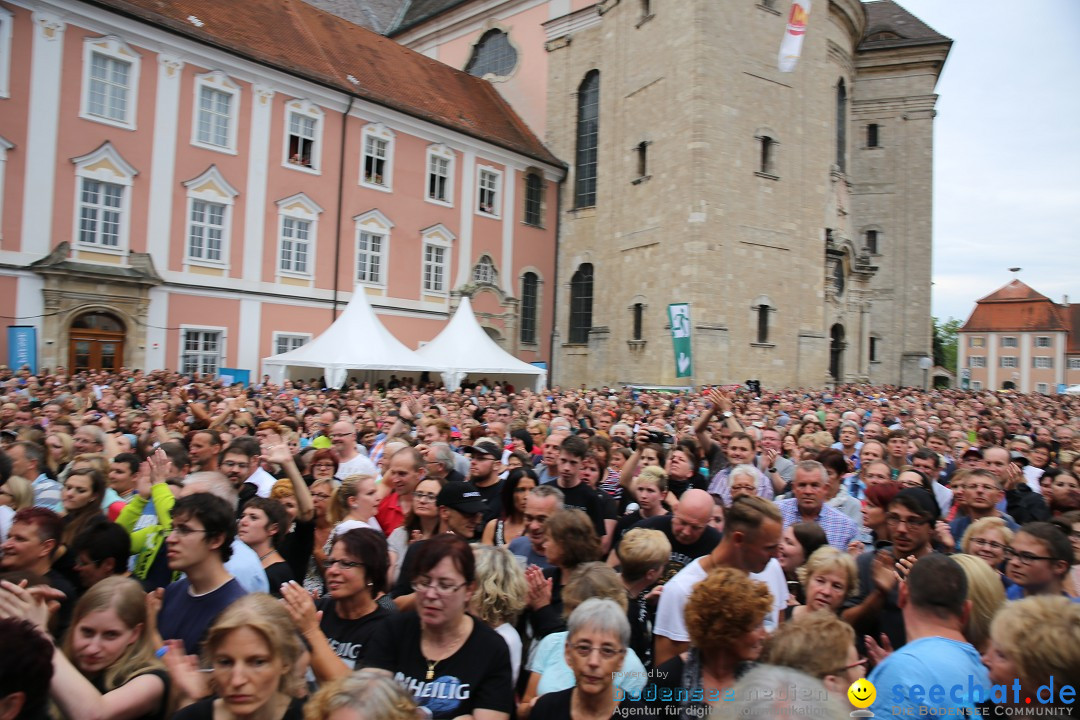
520, 272, 539, 344
465, 29, 518, 78
472, 255, 497, 285
836, 79, 847, 172
569, 263, 594, 344
757, 306, 769, 344
523, 172, 543, 226
575, 72, 599, 208
632, 302, 644, 341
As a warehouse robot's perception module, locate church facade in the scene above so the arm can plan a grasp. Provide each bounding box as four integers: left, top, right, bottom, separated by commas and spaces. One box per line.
375, 0, 951, 387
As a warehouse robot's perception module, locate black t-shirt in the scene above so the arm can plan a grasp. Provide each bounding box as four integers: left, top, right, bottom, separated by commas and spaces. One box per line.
542, 480, 606, 535
668, 473, 709, 499
610, 510, 672, 554
173, 696, 305, 720
630, 515, 720, 585
265, 561, 294, 597
279, 519, 315, 583
532, 687, 621, 720
363, 612, 514, 719
92, 669, 170, 720
475, 478, 503, 524
316, 598, 391, 670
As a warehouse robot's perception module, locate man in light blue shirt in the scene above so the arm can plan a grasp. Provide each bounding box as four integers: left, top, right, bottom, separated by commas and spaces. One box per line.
869, 554, 990, 717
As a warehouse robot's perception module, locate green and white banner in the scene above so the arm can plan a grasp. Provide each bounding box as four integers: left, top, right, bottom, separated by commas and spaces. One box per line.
667, 303, 693, 378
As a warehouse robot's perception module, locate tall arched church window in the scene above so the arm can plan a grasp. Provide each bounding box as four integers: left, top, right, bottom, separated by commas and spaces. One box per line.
575, 72, 599, 208
569, 263, 594, 343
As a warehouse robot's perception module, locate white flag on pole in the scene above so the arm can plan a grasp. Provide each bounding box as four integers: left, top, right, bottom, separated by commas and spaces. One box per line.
778, 0, 811, 73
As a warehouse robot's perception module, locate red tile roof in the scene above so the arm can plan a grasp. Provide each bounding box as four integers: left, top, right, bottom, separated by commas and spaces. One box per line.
87, 0, 561, 167
961, 280, 1069, 333
1068, 304, 1080, 355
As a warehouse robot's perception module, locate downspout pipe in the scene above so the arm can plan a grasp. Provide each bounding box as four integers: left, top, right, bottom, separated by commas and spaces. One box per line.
332, 95, 355, 320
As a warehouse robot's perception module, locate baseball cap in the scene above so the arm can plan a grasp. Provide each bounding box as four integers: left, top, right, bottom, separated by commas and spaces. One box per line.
436, 482, 488, 514
463, 440, 502, 458
1009, 451, 1029, 467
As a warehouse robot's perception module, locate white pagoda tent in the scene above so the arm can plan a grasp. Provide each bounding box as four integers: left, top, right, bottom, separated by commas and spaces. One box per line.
415, 296, 547, 392
262, 287, 441, 388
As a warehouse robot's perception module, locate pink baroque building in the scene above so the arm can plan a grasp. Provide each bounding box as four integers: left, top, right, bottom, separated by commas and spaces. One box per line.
0, 0, 563, 377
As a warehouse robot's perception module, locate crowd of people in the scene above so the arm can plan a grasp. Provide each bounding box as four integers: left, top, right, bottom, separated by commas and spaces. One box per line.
0, 365, 1078, 720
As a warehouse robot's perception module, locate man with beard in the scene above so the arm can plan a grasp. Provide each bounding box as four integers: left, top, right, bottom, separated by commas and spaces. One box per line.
844, 488, 938, 651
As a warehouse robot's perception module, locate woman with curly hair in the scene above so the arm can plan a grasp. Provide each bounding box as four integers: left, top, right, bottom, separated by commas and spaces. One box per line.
648, 567, 773, 719
471, 545, 528, 684
302, 670, 418, 720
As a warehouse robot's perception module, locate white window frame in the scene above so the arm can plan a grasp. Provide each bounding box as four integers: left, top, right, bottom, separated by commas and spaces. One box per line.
1001, 336, 1018, 348
0, 5, 12, 98
1070, 358, 1080, 370
969, 336, 985, 348
353, 209, 392, 289
72, 141, 137, 256
969, 356, 986, 368
273, 332, 311, 356
1036, 383, 1049, 394
275, 193, 323, 280
360, 123, 394, 191
1033, 356, 1053, 369
1000, 356, 1018, 369
192, 71, 241, 154
80, 36, 140, 130
1034, 336, 1051, 348
971, 381, 983, 391
179, 325, 226, 377
425, 144, 455, 207
282, 98, 323, 174
182, 165, 238, 268
472, 255, 497, 285
476, 166, 501, 217
420, 224, 455, 296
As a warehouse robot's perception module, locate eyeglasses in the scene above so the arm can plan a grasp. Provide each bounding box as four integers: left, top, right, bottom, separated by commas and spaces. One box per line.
826, 658, 868, 675
312, 462, 336, 470
325, 557, 364, 570
1003, 548, 1056, 566
885, 514, 930, 529
311, 492, 333, 500
412, 578, 467, 595
412, 491, 438, 502
970, 538, 1006, 551
169, 524, 210, 538
330, 432, 355, 439
570, 643, 625, 660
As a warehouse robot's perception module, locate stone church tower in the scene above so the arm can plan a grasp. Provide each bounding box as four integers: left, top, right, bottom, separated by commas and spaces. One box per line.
310, 0, 950, 388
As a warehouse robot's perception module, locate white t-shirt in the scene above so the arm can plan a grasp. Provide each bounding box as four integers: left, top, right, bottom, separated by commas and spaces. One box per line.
494, 622, 523, 685
336, 452, 378, 480
654, 557, 787, 643
247, 467, 279, 498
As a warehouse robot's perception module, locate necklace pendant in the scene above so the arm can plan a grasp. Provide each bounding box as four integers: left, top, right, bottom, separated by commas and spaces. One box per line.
426, 661, 436, 681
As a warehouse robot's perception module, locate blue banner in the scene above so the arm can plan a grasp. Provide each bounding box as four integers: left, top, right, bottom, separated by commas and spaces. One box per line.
7, 326, 37, 373
219, 368, 251, 387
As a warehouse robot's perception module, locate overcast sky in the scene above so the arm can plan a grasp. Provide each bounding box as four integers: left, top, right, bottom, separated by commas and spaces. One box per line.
886, 0, 1080, 323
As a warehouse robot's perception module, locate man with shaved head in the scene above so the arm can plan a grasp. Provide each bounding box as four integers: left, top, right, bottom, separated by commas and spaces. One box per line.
614, 488, 720, 585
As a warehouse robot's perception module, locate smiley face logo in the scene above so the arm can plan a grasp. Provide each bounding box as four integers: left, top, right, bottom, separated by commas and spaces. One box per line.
848, 678, 876, 709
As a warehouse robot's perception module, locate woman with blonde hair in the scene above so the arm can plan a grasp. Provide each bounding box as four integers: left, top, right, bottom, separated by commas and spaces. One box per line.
983, 595, 1080, 716
949, 553, 1006, 653
471, 545, 529, 684
0, 474, 33, 510
327, 474, 382, 535
960, 516, 1014, 573
45, 431, 75, 478
171, 593, 305, 720
303, 670, 419, 720
787, 546, 859, 621
0, 575, 170, 719
765, 611, 866, 695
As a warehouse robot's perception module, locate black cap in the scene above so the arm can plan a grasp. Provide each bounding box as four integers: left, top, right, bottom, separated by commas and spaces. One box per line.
462, 440, 502, 458
436, 481, 488, 514
1009, 451, 1029, 467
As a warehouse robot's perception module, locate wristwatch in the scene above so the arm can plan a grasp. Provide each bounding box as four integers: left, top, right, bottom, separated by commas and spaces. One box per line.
768, 467, 776, 473
721, 411, 733, 419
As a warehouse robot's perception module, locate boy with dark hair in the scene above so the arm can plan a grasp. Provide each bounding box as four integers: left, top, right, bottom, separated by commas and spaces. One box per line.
157, 493, 247, 653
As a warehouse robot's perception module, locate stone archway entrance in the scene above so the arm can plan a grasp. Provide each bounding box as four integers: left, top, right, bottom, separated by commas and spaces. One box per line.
829, 324, 846, 382
69, 311, 126, 372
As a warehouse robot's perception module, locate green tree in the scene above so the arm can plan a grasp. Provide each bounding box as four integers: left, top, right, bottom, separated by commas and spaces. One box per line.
933, 317, 962, 373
